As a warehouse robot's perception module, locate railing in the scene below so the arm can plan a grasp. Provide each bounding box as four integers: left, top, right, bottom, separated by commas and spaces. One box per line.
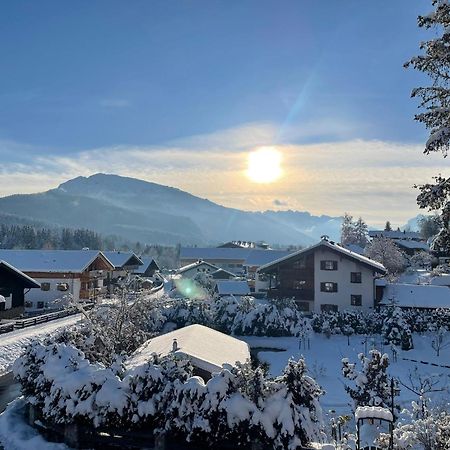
12, 303, 94, 330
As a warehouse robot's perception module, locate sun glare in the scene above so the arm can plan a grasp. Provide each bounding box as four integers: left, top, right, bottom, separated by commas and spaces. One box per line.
246, 147, 282, 183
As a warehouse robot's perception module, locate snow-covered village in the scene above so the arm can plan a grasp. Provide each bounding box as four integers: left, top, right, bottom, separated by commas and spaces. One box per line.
1, 1, 450, 449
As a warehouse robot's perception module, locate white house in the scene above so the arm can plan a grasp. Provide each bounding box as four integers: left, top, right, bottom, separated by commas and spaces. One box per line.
257, 238, 387, 313
127, 324, 250, 379
0, 250, 115, 312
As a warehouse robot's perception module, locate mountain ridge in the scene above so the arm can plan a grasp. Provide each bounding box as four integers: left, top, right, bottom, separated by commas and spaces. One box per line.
0, 173, 343, 246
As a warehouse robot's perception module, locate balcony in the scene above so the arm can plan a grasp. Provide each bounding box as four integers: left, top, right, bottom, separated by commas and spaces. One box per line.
267, 288, 314, 301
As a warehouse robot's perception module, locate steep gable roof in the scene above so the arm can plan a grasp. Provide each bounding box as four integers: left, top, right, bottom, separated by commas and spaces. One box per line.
0, 260, 40, 288
258, 239, 386, 273
134, 256, 159, 274
102, 251, 143, 269
177, 260, 219, 274
0, 249, 114, 273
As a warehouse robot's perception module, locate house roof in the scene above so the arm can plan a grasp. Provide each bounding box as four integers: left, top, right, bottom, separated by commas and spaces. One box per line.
177, 260, 220, 274
243, 249, 293, 267
368, 230, 422, 240
215, 280, 250, 296
127, 324, 250, 374
394, 240, 430, 251
134, 256, 159, 274
380, 283, 450, 309
102, 251, 143, 269
211, 268, 237, 278
0, 260, 40, 288
258, 239, 387, 273
180, 247, 252, 261
0, 250, 114, 273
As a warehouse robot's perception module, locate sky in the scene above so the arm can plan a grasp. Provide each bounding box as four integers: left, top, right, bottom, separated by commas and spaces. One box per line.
0, 0, 447, 226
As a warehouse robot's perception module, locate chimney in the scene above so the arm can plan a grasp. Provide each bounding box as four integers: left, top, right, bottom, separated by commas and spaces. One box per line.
172, 338, 178, 352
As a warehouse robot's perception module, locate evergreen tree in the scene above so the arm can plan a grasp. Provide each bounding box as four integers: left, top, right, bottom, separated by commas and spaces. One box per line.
354, 217, 369, 247
406, 1, 450, 255
384, 221, 392, 231
342, 350, 394, 409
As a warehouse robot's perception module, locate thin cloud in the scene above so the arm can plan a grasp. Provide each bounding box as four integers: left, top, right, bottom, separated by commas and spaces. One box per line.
0, 122, 446, 226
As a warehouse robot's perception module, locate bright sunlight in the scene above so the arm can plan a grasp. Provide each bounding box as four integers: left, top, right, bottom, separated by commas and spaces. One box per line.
246, 147, 283, 183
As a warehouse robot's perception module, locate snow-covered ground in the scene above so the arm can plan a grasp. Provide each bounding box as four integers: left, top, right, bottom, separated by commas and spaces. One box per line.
241, 332, 450, 414
0, 314, 82, 376
0, 398, 69, 450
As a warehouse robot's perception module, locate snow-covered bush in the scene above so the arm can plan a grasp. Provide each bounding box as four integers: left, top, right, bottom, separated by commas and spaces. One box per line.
342, 350, 394, 410
382, 307, 414, 351
14, 340, 325, 449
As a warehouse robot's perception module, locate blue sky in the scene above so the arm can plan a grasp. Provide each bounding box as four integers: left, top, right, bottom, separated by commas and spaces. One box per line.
0, 0, 444, 225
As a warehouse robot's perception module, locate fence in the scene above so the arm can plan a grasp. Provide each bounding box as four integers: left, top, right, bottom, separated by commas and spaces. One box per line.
2, 303, 95, 332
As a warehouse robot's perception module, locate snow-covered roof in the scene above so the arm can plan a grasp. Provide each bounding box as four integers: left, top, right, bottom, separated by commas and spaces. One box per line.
0, 260, 41, 288
127, 324, 250, 374
394, 240, 429, 251
369, 230, 422, 240
258, 239, 386, 273
134, 256, 159, 274
345, 244, 365, 255
102, 251, 142, 269
177, 260, 220, 274
215, 280, 250, 296
0, 250, 114, 273
430, 275, 450, 286
243, 249, 293, 267
180, 247, 252, 261
355, 406, 393, 422
381, 283, 450, 309
211, 268, 237, 278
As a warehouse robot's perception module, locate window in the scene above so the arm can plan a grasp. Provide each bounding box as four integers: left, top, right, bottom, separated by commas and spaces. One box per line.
320, 260, 338, 271
320, 282, 338, 292
351, 272, 362, 283
351, 294, 362, 306
40, 282, 50, 291
24, 301, 33, 308
57, 283, 69, 292
321, 304, 338, 313
37, 301, 44, 309
293, 280, 306, 289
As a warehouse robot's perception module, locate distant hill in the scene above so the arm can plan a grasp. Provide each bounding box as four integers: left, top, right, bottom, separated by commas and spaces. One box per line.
0, 173, 343, 246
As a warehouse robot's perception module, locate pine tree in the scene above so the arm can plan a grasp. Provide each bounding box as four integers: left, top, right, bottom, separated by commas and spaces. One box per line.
385, 221, 392, 232
354, 217, 369, 247
406, 1, 450, 256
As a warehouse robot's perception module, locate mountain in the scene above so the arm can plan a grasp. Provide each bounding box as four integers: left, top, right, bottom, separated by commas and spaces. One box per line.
0, 173, 343, 246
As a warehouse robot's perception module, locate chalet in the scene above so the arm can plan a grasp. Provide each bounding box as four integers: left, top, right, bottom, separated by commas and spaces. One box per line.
179, 247, 292, 277
257, 238, 386, 313
179, 247, 251, 274
102, 251, 143, 278
177, 260, 222, 279
0, 250, 115, 312
127, 324, 250, 379
0, 260, 40, 319
134, 257, 160, 277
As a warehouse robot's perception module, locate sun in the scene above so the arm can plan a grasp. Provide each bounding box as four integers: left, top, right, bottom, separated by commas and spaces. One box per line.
246, 147, 282, 183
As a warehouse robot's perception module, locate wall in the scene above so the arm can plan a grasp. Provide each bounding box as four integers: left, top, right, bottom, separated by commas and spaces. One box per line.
24, 276, 81, 312
313, 248, 375, 313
